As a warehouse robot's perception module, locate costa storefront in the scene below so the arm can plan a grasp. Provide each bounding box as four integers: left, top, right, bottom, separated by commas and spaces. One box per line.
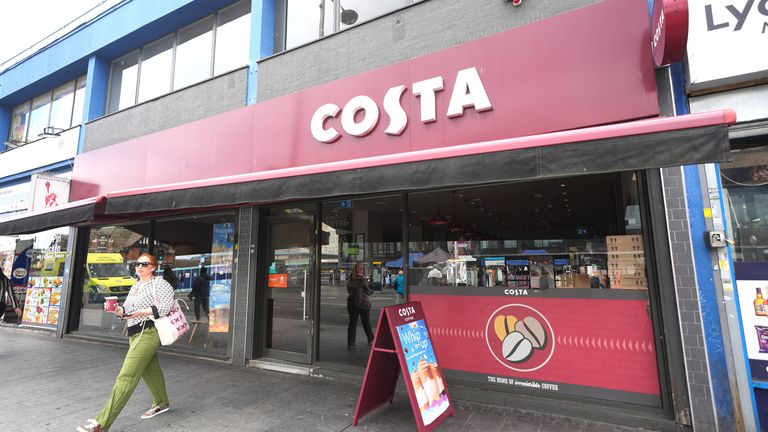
0, 0, 732, 427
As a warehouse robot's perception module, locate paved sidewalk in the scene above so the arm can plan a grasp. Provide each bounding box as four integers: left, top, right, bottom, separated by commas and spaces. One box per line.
0, 327, 659, 432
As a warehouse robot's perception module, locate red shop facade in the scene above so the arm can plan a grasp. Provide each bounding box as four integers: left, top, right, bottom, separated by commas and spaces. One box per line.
0, 0, 733, 429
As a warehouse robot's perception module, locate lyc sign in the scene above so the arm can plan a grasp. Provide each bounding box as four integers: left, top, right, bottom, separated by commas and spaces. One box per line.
687, 0, 768, 90
310, 67, 492, 143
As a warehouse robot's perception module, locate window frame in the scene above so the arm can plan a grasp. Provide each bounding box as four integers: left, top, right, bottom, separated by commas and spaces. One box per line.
6, 75, 86, 147
275, 0, 422, 52
105, 0, 252, 115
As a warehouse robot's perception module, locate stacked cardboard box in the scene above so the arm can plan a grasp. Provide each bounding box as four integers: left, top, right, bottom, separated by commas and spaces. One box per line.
606, 235, 647, 289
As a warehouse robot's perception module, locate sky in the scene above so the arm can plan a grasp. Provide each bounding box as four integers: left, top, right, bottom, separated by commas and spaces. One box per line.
0, 0, 109, 67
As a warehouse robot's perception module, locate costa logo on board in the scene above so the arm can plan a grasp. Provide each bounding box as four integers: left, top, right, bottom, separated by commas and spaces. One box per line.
484, 304, 555, 372
310, 67, 493, 143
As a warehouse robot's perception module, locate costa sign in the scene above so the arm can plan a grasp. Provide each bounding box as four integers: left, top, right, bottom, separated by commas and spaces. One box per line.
651, 0, 688, 67
310, 67, 493, 143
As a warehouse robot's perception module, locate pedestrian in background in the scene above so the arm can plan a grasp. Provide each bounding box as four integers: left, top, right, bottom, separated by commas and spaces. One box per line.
0, 268, 20, 322
347, 263, 374, 349
189, 267, 210, 320
77, 253, 175, 432
394, 269, 406, 303
162, 265, 179, 290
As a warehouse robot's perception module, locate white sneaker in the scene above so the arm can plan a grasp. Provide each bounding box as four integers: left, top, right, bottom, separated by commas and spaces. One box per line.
140, 404, 170, 420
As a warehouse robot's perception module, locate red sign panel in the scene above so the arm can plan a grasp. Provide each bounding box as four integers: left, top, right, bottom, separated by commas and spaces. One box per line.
71, 0, 657, 200
268, 274, 288, 288
651, 0, 689, 67
354, 302, 456, 430
410, 294, 661, 406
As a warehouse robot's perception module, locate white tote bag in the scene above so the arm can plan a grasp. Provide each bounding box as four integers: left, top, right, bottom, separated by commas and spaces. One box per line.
152, 299, 190, 346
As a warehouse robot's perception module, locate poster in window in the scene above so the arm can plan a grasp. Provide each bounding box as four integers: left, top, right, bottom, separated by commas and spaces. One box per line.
209, 223, 234, 332
735, 279, 768, 380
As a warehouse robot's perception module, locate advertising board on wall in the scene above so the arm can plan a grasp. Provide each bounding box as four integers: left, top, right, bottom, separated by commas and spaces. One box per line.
30, 173, 70, 211
0, 182, 30, 215
410, 291, 661, 407
687, 0, 768, 91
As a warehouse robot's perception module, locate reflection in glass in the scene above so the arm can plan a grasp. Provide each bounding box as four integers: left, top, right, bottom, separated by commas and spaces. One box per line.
338, 0, 409, 30
71, 76, 87, 127
214, 0, 251, 75
286, 0, 333, 49
407, 174, 647, 291
9, 102, 31, 143
174, 16, 214, 90
27, 92, 52, 141
108, 51, 140, 113
722, 152, 768, 262
137, 35, 174, 103
319, 196, 401, 367
283, 0, 417, 50
71, 214, 235, 357
0, 228, 69, 328
266, 218, 312, 355
49, 81, 75, 130
154, 213, 235, 356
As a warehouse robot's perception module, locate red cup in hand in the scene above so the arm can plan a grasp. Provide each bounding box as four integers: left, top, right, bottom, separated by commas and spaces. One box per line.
104, 296, 118, 312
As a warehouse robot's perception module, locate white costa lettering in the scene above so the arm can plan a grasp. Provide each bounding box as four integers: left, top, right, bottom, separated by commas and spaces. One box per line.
311, 103, 342, 143
310, 67, 493, 143
398, 306, 416, 317
383, 85, 408, 135
341, 95, 379, 137
447, 67, 493, 117
412, 76, 444, 123
504, 289, 529, 296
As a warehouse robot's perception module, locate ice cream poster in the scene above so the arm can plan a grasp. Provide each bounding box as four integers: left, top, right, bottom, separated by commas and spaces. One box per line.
396, 319, 450, 426
209, 279, 230, 333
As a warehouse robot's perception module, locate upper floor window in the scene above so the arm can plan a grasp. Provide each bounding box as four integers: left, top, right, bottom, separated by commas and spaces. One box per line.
279, 0, 421, 51
106, 0, 251, 114
8, 76, 87, 145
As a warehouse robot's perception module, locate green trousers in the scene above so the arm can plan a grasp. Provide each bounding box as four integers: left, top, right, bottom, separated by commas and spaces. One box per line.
96, 326, 169, 429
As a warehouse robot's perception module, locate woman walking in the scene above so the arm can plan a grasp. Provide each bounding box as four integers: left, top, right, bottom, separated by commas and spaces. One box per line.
77, 253, 175, 432
346, 263, 374, 349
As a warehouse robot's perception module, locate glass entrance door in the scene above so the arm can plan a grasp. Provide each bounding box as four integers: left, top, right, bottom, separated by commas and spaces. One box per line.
264, 215, 315, 363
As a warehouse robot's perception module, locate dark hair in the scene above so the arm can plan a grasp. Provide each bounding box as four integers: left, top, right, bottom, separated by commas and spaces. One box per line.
138, 253, 159, 274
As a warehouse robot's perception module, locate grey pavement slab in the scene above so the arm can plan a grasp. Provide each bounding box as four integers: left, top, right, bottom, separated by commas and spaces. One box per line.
0, 327, 658, 432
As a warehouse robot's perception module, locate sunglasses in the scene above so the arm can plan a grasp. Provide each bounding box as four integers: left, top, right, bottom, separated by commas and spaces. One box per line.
136, 262, 153, 268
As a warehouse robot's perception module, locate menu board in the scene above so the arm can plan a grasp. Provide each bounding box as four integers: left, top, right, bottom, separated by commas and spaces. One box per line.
21, 276, 62, 327
354, 302, 455, 431
396, 319, 451, 426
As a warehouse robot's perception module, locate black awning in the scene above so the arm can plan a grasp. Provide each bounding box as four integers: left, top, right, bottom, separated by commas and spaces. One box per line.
104, 116, 731, 216
0, 197, 105, 236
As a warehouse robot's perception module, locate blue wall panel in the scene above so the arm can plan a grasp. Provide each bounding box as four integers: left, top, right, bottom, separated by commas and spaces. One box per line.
246, 0, 275, 105
0, 105, 10, 151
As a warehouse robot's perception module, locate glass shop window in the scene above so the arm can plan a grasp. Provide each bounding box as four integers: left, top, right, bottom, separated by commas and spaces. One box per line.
281, 0, 420, 51
173, 16, 214, 90
407, 173, 648, 292
137, 35, 174, 103
214, 0, 252, 75
26, 92, 52, 142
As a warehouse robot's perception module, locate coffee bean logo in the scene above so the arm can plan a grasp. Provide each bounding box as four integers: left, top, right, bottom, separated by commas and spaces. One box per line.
515, 316, 547, 349
492, 315, 547, 363
502, 332, 533, 363
493, 315, 517, 342
485, 304, 555, 372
